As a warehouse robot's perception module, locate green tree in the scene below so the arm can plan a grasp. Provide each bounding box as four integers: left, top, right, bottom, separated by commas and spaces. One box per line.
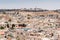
0, 26, 4, 29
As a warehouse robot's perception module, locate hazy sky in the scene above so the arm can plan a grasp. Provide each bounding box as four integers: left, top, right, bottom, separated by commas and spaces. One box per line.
0, 0, 60, 10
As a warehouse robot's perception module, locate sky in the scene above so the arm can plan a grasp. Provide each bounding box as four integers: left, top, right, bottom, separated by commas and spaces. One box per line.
0, 0, 60, 10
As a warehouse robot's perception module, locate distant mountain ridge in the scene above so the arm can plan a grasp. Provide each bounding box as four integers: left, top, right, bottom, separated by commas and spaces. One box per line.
0, 8, 48, 12
0, 8, 60, 12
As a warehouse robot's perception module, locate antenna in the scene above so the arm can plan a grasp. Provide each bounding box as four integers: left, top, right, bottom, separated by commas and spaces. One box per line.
35, 6, 37, 12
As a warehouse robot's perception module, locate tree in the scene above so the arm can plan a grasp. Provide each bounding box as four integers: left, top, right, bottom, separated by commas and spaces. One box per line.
3, 11, 6, 14
11, 24, 15, 29
8, 19, 11, 22
7, 24, 9, 28
0, 26, 4, 29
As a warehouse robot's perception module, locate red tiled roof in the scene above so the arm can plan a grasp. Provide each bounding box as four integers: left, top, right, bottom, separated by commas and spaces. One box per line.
0, 31, 5, 35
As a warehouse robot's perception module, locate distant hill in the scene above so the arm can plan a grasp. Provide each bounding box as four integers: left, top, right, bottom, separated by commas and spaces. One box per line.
1, 8, 60, 13
53, 9, 60, 13
0, 8, 48, 12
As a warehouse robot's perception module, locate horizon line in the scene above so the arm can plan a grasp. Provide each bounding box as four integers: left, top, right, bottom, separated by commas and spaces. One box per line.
0, 8, 59, 10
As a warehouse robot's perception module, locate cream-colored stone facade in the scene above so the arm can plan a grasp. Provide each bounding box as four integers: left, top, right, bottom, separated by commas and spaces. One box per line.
0, 10, 60, 40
